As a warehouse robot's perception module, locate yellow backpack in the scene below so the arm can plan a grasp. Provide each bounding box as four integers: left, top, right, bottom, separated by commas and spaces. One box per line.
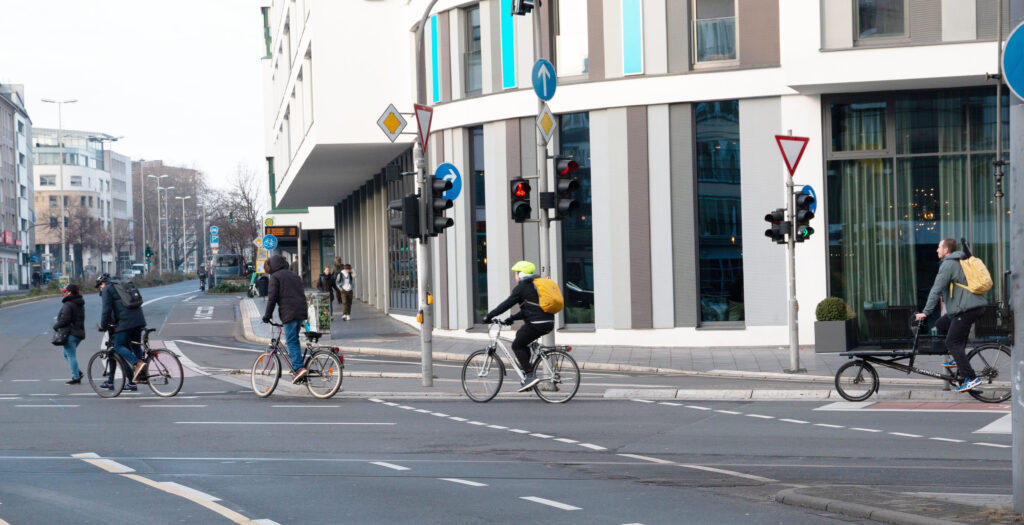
532, 278, 565, 314
950, 256, 993, 296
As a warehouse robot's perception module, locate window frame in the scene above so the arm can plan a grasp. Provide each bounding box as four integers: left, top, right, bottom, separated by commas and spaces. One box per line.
691, 0, 740, 68
852, 0, 910, 46
463, 4, 483, 97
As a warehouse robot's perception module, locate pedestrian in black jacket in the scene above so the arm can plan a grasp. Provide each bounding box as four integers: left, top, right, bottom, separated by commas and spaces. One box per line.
53, 284, 86, 384
316, 266, 336, 316
262, 254, 310, 383
483, 260, 554, 392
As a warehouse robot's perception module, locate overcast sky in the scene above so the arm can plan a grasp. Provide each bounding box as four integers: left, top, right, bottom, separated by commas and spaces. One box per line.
0, 0, 264, 190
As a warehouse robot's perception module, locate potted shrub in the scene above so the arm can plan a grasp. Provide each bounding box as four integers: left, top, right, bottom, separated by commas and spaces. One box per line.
814, 297, 857, 353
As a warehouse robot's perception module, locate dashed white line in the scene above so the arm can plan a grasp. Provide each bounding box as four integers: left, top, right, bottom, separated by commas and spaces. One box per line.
30, 394, 59, 396
369, 398, 384, 403
632, 399, 654, 404
370, 462, 410, 471
398, 406, 415, 410
889, 432, 922, 438
658, 402, 681, 406
414, 409, 431, 413
449, 417, 468, 422
554, 438, 578, 444
430, 412, 449, 417
779, 418, 808, 424
814, 423, 844, 429
383, 402, 398, 406
579, 443, 606, 451
139, 405, 207, 408
467, 421, 486, 426
11, 380, 38, 382
530, 433, 553, 439
975, 442, 1011, 449
486, 425, 508, 430
520, 496, 581, 511
745, 414, 774, 419
715, 410, 741, 415
194, 391, 228, 395
16, 405, 78, 408
685, 405, 711, 411
271, 405, 338, 408
509, 429, 531, 434
851, 427, 882, 433
439, 478, 488, 487
930, 437, 965, 443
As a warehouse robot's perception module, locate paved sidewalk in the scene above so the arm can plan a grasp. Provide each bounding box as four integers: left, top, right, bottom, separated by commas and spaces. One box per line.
776, 484, 1014, 524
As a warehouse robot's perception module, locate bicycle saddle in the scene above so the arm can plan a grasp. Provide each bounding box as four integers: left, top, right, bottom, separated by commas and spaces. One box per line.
144, 328, 158, 335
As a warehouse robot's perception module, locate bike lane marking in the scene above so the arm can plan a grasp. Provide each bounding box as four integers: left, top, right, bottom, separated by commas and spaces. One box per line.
371, 461, 410, 471
520, 496, 581, 511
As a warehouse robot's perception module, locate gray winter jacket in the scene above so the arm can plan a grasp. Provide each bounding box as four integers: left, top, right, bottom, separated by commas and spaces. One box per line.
922, 251, 990, 318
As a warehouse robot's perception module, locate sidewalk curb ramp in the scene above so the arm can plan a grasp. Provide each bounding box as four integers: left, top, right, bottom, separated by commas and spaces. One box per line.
776, 485, 984, 525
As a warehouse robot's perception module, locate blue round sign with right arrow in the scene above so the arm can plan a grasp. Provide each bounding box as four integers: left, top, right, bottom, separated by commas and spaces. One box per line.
801, 185, 817, 214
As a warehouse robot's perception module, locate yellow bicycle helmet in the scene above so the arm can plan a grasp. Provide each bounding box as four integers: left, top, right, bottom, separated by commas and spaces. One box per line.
510, 260, 536, 274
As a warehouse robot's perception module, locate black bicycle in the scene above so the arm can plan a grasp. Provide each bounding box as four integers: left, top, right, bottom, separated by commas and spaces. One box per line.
87, 327, 184, 398
834, 316, 1010, 403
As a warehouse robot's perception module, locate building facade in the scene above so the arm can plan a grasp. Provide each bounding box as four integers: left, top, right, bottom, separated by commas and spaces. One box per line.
33, 128, 126, 277
0, 84, 34, 291
261, 0, 1011, 347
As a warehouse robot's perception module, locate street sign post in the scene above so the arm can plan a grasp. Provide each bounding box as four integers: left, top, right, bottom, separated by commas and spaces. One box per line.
532, 59, 557, 101
377, 103, 409, 143
262, 234, 278, 251
774, 134, 811, 375
434, 163, 462, 200
413, 103, 433, 150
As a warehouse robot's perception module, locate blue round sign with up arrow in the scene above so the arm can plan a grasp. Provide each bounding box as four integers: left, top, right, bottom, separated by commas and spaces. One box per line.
532, 59, 557, 101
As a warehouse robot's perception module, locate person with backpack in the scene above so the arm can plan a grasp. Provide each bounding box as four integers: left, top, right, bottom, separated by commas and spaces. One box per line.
53, 284, 86, 384
915, 238, 991, 393
336, 264, 355, 321
483, 261, 562, 392
97, 273, 148, 386
261, 254, 310, 383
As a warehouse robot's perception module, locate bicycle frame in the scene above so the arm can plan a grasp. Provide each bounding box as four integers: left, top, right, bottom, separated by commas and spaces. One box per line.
841, 321, 958, 385
485, 322, 561, 382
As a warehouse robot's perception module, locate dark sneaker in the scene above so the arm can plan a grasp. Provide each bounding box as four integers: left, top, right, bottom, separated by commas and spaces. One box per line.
517, 372, 540, 392
292, 367, 309, 384
956, 377, 981, 393
940, 359, 957, 368
125, 383, 138, 392
100, 381, 113, 390
66, 377, 81, 385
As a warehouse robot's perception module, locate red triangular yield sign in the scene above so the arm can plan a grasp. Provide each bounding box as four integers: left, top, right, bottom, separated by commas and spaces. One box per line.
775, 135, 809, 176
414, 103, 433, 151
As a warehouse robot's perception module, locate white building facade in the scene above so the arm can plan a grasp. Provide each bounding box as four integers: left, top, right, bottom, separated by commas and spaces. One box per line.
262, 0, 1011, 348
0, 84, 34, 291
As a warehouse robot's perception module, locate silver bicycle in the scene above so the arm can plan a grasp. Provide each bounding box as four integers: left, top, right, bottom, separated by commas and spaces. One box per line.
461, 320, 580, 403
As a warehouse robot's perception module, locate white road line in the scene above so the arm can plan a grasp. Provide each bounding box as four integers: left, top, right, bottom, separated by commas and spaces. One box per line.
125, 473, 263, 523
175, 422, 395, 426
71, 452, 134, 473
658, 402, 681, 406
618, 453, 674, 465
974, 442, 1012, 449
851, 427, 883, 433
11, 380, 38, 382
0, 397, 22, 400
779, 419, 808, 424
520, 496, 581, 511
383, 402, 398, 406
715, 410, 741, 415
486, 425, 508, 430
509, 429, 531, 434
449, 417, 467, 422
30, 394, 59, 396
631, 399, 654, 404
439, 478, 488, 487
16, 405, 78, 408
139, 405, 207, 408
371, 461, 410, 471
530, 433, 553, 439
889, 432, 923, 438
685, 405, 711, 411
467, 421, 486, 426
414, 409, 431, 413
431, 413, 449, 417
271, 405, 339, 408
164, 341, 210, 377
554, 438, 579, 444
398, 406, 415, 410
579, 443, 606, 451
746, 414, 774, 419
930, 437, 965, 443
161, 482, 220, 501
369, 398, 384, 403
678, 464, 777, 483
814, 423, 844, 429
195, 391, 228, 395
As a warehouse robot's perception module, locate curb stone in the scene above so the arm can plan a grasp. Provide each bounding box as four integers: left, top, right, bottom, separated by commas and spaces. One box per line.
776, 487, 971, 525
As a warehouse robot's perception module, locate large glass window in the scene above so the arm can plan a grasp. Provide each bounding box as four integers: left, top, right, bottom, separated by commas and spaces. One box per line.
469, 126, 487, 322
464, 6, 482, 95
856, 0, 906, 41
556, 0, 589, 76
693, 0, 736, 63
387, 155, 418, 312
559, 112, 594, 324
695, 100, 742, 322
39, 175, 55, 187
69, 176, 82, 187
826, 88, 1009, 339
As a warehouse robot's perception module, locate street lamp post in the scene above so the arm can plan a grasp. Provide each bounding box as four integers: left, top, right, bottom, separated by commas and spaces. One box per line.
88, 135, 121, 275
41, 98, 77, 277
175, 195, 191, 273
163, 186, 174, 272
148, 174, 168, 275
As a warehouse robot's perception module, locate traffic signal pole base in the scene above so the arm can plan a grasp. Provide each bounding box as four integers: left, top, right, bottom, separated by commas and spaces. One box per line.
782, 368, 807, 374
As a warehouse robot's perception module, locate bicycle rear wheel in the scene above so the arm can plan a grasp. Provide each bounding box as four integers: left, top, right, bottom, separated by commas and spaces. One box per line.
251, 352, 281, 397
87, 351, 125, 398
146, 349, 184, 397
834, 360, 878, 402
461, 349, 504, 402
531, 350, 580, 404
967, 344, 1011, 403
306, 351, 343, 399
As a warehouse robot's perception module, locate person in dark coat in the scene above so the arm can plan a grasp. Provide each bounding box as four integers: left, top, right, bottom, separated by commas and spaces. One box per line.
262, 254, 309, 383
97, 273, 148, 386
316, 266, 336, 316
54, 284, 86, 384
483, 260, 555, 392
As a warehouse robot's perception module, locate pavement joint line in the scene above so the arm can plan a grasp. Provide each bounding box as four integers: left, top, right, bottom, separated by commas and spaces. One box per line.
370, 461, 409, 471
520, 496, 581, 511
438, 478, 488, 487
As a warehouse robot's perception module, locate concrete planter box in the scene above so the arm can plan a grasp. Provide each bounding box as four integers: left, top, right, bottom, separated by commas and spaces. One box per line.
814, 319, 857, 353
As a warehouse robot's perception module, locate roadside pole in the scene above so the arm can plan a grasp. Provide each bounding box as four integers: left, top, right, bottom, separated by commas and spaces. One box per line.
1006, 0, 1023, 511
785, 174, 800, 372
532, 9, 555, 349
414, 0, 439, 387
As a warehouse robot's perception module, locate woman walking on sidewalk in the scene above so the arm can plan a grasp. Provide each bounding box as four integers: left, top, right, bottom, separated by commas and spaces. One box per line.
336, 264, 355, 321
317, 266, 336, 316
53, 284, 86, 384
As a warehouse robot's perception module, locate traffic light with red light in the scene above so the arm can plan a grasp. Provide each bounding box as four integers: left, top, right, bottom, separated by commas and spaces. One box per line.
554, 158, 580, 218
510, 178, 532, 223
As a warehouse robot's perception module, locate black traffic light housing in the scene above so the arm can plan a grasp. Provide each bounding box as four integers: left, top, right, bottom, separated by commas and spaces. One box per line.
553, 158, 580, 218
145, 244, 153, 258
425, 177, 454, 236
764, 208, 789, 244
510, 178, 532, 223
388, 194, 421, 239
794, 193, 815, 242
511, 0, 536, 16
228, 211, 235, 223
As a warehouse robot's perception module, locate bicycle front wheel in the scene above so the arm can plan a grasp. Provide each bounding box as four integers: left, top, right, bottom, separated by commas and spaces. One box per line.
306, 351, 343, 399
531, 350, 580, 404
146, 349, 184, 397
251, 352, 281, 397
87, 351, 125, 398
461, 349, 504, 402
834, 360, 878, 402
967, 344, 1011, 403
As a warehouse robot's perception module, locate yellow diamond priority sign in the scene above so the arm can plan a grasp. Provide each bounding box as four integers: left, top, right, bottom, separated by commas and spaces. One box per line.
377, 103, 408, 143
537, 104, 556, 144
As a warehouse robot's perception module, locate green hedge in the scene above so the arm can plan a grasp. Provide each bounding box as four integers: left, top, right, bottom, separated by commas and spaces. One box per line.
208, 281, 248, 294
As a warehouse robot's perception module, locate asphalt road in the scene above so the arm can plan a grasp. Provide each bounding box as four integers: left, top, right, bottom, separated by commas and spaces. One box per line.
0, 282, 1011, 524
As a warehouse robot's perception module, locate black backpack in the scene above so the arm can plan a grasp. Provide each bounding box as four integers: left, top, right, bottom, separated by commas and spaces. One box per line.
112, 281, 144, 309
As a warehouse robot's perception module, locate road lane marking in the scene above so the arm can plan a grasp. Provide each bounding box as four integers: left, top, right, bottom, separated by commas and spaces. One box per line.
30, 394, 59, 396
371, 461, 409, 471
677, 464, 777, 483
271, 405, 339, 408
369, 398, 384, 403
975, 442, 1011, 448
715, 410, 741, 415
139, 405, 208, 408
161, 482, 220, 501
439, 478, 487, 487
529, 433, 553, 438
71, 453, 134, 473
685, 405, 711, 411
579, 443, 607, 450
520, 496, 580, 511
11, 380, 38, 382
779, 419, 808, 424
0, 397, 22, 400
746, 414, 774, 419
175, 422, 394, 426
449, 417, 467, 422
165, 341, 211, 377
509, 429, 530, 434
658, 402, 681, 406
431, 412, 449, 417
814, 423, 844, 429
930, 437, 965, 443
851, 427, 882, 433
889, 432, 923, 438
123, 473, 261, 524
618, 454, 674, 465
467, 421, 486, 426
486, 425, 508, 430
631, 399, 654, 404
554, 438, 578, 444
171, 340, 263, 353
195, 391, 228, 395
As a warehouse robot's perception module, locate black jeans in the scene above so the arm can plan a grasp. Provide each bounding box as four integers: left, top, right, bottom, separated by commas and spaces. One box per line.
512, 322, 553, 374
935, 306, 986, 380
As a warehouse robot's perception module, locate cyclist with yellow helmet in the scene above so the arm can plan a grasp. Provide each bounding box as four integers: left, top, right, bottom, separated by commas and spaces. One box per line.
483, 260, 554, 391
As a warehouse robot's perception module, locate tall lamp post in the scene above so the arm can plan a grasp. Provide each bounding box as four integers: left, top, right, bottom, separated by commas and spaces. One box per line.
147, 174, 168, 274
162, 186, 174, 272
41, 98, 77, 276
88, 135, 121, 275
175, 195, 191, 273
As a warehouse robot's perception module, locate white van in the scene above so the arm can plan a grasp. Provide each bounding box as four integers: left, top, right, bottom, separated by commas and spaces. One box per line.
131, 263, 146, 277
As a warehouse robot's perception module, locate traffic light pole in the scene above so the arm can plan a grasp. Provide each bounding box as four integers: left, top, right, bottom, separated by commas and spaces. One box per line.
785, 177, 804, 373
532, 10, 555, 348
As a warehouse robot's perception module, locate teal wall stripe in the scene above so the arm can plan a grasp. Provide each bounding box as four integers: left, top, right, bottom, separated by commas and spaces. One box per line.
431, 15, 440, 103
500, 0, 516, 88
622, 0, 643, 75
